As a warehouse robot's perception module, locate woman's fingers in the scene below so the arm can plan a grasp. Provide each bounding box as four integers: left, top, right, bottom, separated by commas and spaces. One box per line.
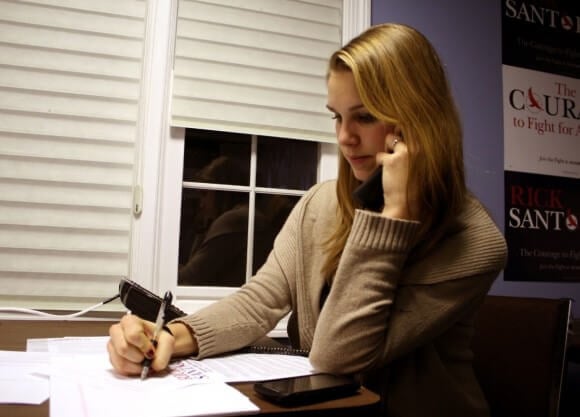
376, 133, 411, 220
107, 336, 143, 375
387, 134, 403, 153
121, 314, 155, 356
107, 314, 177, 376
108, 315, 156, 376
151, 330, 175, 372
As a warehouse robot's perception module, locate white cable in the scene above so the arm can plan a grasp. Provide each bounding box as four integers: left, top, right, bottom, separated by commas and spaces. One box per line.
0, 294, 120, 318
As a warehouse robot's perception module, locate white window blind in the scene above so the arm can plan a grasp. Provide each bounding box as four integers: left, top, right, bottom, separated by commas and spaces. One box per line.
0, 0, 147, 309
171, 0, 342, 143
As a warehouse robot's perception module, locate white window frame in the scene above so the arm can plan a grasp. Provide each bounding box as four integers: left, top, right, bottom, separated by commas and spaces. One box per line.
131, 0, 370, 320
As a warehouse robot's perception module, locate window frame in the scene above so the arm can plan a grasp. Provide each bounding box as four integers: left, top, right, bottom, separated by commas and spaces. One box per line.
130, 0, 370, 319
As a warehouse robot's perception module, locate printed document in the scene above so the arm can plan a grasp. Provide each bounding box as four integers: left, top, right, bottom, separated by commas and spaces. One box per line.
19, 336, 316, 416
49, 353, 259, 417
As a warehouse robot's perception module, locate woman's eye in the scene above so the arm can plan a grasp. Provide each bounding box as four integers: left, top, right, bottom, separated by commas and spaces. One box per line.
330, 113, 341, 122
357, 113, 377, 123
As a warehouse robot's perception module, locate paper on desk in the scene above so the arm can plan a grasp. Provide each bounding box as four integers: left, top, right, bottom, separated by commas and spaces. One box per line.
196, 353, 317, 382
32, 336, 316, 416
49, 353, 259, 417
37, 336, 317, 382
0, 351, 50, 404
0, 375, 48, 405
27, 336, 108, 354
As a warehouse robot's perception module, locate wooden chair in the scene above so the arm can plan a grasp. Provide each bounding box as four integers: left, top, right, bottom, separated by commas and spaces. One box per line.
471, 295, 572, 417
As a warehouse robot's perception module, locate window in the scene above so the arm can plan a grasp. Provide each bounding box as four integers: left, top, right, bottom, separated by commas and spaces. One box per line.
143, 1, 370, 318
168, 0, 353, 294
0, 0, 369, 314
178, 129, 318, 288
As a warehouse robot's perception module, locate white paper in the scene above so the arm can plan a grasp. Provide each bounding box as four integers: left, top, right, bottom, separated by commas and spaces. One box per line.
40, 337, 316, 382
50, 372, 258, 417
0, 351, 50, 404
49, 353, 259, 417
28, 336, 109, 355
196, 353, 316, 382
0, 375, 48, 405
15, 336, 318, 416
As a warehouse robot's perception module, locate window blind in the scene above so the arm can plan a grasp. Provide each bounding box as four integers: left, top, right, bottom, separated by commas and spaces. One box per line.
171, 0, 342, 143
0, 0, 147, 309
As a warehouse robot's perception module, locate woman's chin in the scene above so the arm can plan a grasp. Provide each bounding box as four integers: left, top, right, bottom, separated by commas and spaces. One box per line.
353, 170, 372, 182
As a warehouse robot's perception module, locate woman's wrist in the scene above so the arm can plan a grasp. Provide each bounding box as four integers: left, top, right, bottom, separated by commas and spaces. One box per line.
381, 206, 409, 220
167, 322, 199, 357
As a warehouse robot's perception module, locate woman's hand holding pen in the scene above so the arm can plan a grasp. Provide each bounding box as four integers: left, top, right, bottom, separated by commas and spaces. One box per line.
107, 315, 198, 376
107, 314, 173, 376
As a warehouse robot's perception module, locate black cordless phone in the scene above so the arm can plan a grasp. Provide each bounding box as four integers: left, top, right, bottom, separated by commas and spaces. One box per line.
352, 168, 383, 212
118, 278, 186, 322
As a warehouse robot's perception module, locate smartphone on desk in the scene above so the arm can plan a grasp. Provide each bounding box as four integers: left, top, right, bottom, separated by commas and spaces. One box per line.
254, 373, 360, 406
352, 168, 383, 212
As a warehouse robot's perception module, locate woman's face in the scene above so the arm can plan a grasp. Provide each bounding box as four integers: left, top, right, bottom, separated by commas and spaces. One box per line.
327, 70, 395, 181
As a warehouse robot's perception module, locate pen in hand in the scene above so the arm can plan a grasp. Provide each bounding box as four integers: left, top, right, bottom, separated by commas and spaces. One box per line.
140, 290, 173, 380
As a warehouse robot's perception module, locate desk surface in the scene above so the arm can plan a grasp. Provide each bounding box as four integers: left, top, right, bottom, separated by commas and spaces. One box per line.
0, 318, 380, 417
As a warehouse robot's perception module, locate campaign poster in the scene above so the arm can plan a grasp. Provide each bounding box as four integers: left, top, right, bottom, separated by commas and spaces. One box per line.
502, 0, 580, 282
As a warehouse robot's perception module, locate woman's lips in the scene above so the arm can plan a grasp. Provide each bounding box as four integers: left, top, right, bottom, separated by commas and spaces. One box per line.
347, 155, 371, 167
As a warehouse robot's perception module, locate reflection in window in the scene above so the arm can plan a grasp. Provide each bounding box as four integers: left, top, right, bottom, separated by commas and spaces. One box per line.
179, 188, 249, 287
178, 129, 319, 288
253, 193, 300, 274
183, 129, 250, 184
257, 137, 318, 190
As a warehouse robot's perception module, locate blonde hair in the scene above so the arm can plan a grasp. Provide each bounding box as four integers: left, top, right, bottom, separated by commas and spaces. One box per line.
321, 23, 466, 281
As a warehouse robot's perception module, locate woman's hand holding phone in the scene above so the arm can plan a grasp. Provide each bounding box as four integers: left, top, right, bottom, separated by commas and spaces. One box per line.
375, 132, 414, 220
352, 131, 412, 218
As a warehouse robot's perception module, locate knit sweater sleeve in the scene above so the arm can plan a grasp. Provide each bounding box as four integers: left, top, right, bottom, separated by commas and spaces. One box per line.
172, 184, 316, 359
310, 200, 507, 375
310, 209, 421, 373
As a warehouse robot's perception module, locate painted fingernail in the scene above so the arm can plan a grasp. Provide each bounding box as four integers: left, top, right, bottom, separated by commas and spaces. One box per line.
145, 349, 155, 359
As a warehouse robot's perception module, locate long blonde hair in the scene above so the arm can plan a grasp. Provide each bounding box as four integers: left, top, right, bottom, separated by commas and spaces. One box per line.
321, 23, 466, 281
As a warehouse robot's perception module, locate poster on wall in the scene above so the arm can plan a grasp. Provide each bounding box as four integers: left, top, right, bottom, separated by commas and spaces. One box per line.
502, 0, 580, 282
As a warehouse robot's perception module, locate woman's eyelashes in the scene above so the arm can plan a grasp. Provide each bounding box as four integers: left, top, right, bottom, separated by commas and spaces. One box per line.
330, 112, 377, 124
356, 112, 377, 124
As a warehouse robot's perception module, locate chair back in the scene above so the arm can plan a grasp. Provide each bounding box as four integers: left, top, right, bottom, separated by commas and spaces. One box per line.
472, 295, 572, 417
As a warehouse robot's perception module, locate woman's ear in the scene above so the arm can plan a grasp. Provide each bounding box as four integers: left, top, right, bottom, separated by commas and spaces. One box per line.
394, 126, 403, 138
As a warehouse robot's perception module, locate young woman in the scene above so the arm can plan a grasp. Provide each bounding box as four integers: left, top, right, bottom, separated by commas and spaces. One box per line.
108, 23, 507, 417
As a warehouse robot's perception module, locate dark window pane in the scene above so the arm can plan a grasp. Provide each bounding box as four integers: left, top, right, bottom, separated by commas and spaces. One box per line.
178, 188, 249, 287
183, 129, 251, 185
252, 193, 301, 274
179, 129, 319, 288
256, 137, 318, 190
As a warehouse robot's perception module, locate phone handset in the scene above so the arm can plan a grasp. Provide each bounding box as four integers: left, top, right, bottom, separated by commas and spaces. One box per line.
352, 129, 403, 211
352, 167, 383, 211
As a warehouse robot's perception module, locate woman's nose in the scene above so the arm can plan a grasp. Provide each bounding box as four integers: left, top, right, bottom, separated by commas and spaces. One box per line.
336, 120, 358, 146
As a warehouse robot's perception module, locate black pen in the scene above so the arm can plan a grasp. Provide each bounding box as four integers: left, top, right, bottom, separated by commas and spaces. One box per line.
140, 290, 173, 380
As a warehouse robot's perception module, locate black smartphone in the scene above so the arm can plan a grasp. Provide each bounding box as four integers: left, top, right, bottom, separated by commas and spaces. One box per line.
253, 373, 360, 406
118, 278, 186, 322
352, 168, 383, 212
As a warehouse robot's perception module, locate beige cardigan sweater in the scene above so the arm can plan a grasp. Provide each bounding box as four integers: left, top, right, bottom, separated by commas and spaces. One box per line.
177, 180, 508, 417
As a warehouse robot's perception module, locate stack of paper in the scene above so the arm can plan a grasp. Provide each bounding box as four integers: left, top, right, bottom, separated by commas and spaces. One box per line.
0, 351, 50, 405
49, 353, 259, 417
1, 336, 317, 417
